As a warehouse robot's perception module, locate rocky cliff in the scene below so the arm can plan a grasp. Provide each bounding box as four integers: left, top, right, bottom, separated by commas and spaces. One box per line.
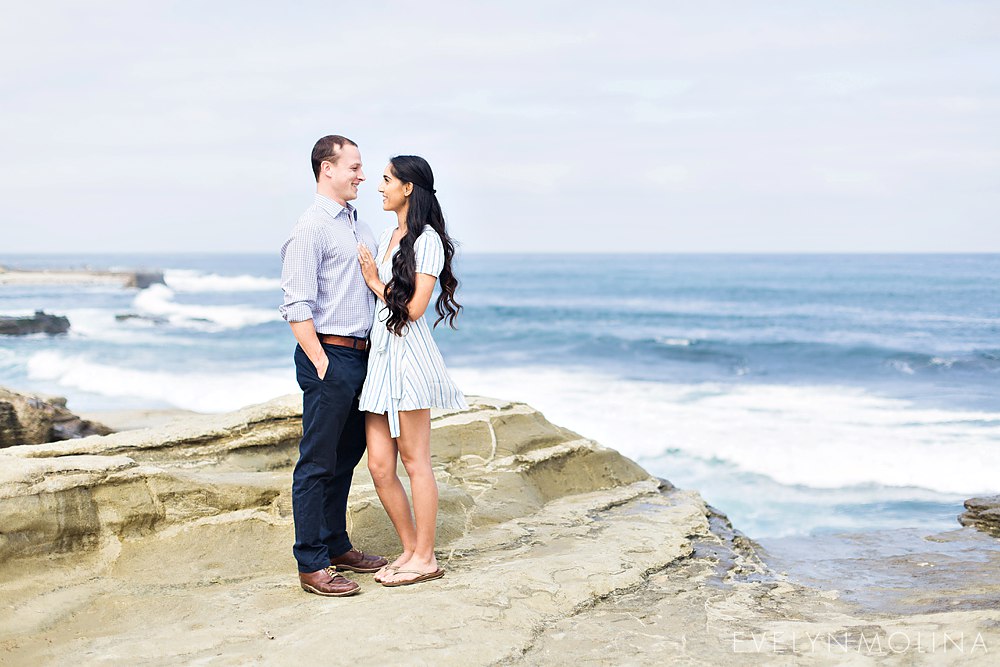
1, 396, 997, 665
0, 388, 112, 448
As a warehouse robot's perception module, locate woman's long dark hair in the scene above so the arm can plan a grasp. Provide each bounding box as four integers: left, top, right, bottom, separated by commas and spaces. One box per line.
384, 155, 461, 336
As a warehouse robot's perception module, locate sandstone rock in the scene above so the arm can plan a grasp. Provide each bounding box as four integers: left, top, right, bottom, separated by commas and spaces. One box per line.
960, 495, 1000, 537
0, 388, 113, 448
0, 310, 70, 336
1, 395, 998, 665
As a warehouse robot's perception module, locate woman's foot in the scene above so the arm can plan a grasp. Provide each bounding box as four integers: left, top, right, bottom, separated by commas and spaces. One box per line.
374, 552, 412, 583
380, 557, 441, 586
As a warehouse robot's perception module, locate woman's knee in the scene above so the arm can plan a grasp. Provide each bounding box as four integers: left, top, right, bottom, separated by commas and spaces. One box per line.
399, 455, 433, 480
367, 457, 398, 486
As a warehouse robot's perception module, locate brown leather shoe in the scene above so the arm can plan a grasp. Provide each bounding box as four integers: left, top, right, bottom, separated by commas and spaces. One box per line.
299, 567, 360, 597
330, 548, 389, 573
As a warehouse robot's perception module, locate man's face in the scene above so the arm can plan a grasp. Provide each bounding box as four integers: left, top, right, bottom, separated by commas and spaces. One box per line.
323, 144, 365, 203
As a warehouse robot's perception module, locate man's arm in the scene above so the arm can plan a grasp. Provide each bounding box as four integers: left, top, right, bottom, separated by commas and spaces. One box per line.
289, 319, 328, 380
280, 224, 328, 379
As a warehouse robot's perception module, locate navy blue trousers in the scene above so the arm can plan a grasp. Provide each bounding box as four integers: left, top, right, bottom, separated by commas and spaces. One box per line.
292, 343, 368, 573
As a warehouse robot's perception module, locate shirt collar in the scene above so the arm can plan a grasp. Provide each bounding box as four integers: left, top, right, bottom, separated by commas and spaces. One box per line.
314, 193, 357, 222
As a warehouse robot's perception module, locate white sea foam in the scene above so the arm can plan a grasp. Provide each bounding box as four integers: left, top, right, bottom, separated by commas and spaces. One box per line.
133, 284, 280, 331
26, 351, 297, 412
656, 337, 692, 346
56, 308, 196, 346
449, 366, 1000, 497
164, 270, 281, 293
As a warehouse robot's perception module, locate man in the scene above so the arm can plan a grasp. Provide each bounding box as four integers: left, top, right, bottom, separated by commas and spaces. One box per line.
279, 135, 388, 596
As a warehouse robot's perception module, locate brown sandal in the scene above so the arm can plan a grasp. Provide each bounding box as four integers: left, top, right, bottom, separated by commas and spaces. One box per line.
380, 568, 445, 588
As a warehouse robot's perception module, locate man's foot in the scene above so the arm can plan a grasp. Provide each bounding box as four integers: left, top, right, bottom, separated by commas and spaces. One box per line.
299, 567, 360, 597
330, 548, 389, 573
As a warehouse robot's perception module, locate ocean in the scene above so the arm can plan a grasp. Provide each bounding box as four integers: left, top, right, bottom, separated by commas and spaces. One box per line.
1, 252, 997, 539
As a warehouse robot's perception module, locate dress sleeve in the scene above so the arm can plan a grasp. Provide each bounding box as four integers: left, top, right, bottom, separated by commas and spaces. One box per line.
414, 229, 445, 277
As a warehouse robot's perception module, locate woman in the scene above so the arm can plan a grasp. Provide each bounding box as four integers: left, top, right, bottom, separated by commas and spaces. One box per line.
356, 155, 466, 587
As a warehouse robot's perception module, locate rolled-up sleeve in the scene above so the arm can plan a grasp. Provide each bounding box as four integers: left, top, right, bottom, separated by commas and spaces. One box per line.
279, 224, 323, 322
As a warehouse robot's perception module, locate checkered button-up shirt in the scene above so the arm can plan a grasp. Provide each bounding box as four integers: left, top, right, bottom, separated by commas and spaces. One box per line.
279, 194, 378, 338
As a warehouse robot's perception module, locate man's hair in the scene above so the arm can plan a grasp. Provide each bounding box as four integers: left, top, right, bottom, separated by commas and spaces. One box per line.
311, 135, 358, 181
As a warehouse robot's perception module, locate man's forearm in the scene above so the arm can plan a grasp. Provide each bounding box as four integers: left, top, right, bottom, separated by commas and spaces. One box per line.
290, 319, 324, 364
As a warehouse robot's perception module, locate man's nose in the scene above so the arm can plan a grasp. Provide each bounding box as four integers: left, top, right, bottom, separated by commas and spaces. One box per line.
357, 169, 366, 181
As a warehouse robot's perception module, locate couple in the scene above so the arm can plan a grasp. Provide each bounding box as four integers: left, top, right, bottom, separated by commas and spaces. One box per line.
279, 134, 466, 596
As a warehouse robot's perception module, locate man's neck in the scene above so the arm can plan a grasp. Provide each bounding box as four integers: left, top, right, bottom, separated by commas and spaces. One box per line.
316, 186, 348, 208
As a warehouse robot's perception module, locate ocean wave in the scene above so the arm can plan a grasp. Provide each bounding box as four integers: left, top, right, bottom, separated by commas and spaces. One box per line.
449, 365, 1000, 497
164, 269, 281, 293
637, 449, 969, 537
25, 351, 297, 412
464, 294, 1000, 327
133, 284, 280, 331
638, 335, 1000, 377
58, 308, 199, 346
656, 337, 692, 347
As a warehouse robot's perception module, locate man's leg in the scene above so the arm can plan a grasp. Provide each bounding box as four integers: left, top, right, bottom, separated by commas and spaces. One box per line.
324, 350, 369, 557
291, 345, 353, 573
323, 348, 388, 574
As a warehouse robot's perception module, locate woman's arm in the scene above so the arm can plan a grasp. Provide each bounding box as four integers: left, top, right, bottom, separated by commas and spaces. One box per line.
407, 273, 436, 320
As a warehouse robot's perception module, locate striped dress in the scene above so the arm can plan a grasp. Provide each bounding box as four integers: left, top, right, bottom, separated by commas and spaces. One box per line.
358, 226, 467, 437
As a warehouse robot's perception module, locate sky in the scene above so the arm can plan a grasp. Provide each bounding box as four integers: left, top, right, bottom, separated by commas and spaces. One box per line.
1, 1, 998, 253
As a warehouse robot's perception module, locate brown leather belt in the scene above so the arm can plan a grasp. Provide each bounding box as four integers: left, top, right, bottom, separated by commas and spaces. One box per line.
318, 334, 370, 351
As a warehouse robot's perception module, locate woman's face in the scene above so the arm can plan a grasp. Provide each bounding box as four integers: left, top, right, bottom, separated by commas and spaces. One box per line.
378, 164, 410, 213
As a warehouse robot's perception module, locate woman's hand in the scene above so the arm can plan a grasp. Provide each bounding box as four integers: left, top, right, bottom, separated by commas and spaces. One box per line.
358, 244, 387, 301
358, 244, 379, 286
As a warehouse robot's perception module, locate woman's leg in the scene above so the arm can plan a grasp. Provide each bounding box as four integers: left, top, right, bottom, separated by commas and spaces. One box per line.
383, 409, 439, 583
365, 412, 416, 573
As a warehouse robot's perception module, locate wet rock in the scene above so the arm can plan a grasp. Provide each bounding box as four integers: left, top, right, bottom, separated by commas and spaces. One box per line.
960, 495, 1000, 537
114, 313, 169, 325
0, 310, 70, 335
123, 271, 166, 289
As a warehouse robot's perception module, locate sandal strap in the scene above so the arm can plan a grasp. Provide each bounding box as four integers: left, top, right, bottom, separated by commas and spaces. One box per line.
391, 569, 434, 577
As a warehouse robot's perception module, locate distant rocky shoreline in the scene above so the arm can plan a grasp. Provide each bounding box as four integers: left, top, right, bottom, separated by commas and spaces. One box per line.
1, 388, 997, 664
0, 265, 164, 289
